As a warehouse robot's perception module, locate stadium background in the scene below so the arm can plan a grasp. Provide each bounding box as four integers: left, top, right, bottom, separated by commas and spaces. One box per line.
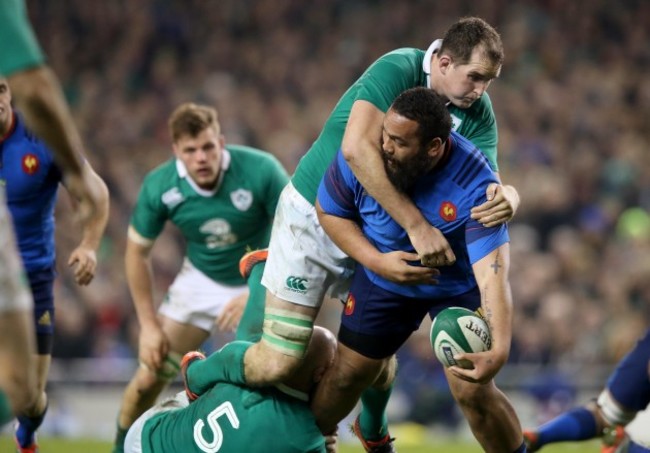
5, 0, 650, 450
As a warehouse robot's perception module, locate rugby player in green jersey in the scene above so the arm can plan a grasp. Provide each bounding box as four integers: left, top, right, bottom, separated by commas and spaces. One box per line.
0, 0, 102, 435
204, 17, 519, 453
124, 327, 337, 453
112, 103, 289, 452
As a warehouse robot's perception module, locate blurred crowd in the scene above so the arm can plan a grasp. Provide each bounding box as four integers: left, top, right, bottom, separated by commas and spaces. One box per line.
28, 0, 649, 423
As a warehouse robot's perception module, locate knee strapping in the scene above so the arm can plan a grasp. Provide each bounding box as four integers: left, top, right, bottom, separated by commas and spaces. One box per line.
597, 390, 636, 426
262, 308, 313, 358
142, 351, 182, 382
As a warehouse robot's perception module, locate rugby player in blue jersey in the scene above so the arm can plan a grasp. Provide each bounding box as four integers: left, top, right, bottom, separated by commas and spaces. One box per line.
314, 87, 526, 453
0, 77, 109, 453
0, 0, 103, 430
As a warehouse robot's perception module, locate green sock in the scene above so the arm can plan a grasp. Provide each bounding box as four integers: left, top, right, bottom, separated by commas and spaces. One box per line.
235, 263, 266, 342
0, 390, 13, 427
188, 341, 252, 395
112, 421, 129, 453
359, 384, 393, 440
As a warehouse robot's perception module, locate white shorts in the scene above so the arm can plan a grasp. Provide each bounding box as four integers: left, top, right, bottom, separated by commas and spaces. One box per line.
159, 259, 247, 332
0, 190, 33, 313
124, 391, 189, 453
262, 182, 354, 308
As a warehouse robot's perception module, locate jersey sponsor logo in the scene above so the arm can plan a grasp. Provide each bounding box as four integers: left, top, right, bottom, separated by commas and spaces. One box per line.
22, 153, 39, 175
161, 187, 185, 209
439, 201, 457, 221
200, 218, 237, 248
230, 189, 253, 211
344, 293, 355, 315
451, 113, 462, 131
38, 310, 52, 326
285, 276, 308, 293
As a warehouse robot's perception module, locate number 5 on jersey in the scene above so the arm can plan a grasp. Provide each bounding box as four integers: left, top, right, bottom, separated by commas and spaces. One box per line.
194, 401, 240, 453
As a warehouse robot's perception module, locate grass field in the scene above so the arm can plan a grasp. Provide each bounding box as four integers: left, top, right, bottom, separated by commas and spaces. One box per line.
0, 436, 601, 452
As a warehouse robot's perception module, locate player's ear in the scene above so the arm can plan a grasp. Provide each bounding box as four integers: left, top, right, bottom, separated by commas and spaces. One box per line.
427, 137, 444, 156
171, 142, 181, 157
437, 54, 452, 74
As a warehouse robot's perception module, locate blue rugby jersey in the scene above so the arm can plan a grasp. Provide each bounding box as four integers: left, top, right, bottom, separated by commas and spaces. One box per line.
317, 130, 509, 299
0, 113, 62, 272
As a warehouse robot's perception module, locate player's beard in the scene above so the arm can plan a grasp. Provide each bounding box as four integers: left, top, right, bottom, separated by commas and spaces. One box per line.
382, 146, 432, 194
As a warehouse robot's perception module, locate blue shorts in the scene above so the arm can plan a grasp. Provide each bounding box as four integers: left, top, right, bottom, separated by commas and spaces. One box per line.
27, 267, 56, 354
629, 441, 650, 453
606, 328, 650, 412
339, 268, 481, 359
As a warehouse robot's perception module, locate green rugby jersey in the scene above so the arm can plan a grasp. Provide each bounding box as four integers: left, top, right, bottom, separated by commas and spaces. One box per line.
0, 0, 45, 76
131, 145, 288, 285
292, 47, 498, 205
141, 384, 325, 453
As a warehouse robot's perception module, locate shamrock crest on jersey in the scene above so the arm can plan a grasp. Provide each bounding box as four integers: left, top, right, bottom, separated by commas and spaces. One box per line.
230, 189, 253, 211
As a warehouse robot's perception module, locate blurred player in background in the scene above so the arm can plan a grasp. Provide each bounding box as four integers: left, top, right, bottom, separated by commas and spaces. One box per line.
524, 328, 650, 453
125, 326, 337, 453
0, 77, 110, 453
0, 0, 101, 221
314, 87, 526, 453
211, 16, 517, 452
112, 103, 289, 453
0, 0, 102, 429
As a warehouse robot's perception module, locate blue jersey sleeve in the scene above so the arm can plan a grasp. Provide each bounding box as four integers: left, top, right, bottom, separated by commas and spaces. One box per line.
316, 151, 358, 219
465, 219, 509, 264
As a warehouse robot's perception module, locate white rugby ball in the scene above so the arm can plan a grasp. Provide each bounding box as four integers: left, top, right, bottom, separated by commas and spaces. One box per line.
430, 307, 491, 368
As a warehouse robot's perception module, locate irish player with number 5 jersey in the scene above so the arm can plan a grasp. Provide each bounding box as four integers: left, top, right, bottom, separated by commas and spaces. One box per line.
124, 327, 337, 453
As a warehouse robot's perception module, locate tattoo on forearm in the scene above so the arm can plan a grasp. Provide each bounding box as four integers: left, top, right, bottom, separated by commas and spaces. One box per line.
490, 250, 501, 275
482, 285, 494, 331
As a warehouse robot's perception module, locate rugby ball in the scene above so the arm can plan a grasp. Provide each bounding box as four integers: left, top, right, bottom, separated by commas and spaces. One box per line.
430, 307, 491, 368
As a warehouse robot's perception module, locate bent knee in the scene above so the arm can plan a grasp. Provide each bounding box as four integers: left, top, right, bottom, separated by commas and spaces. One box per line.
6, 388, 35, 414
452, 380, 497, 410
132, 365, 171, 394
1, 371, 38, 412
246, 342, 302, 384
372, 356, 397, 390
330, 348, 387, 392
597, 390, 637, 427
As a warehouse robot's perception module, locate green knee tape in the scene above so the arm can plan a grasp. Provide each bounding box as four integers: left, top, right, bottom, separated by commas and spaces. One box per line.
261, 308, 313, 357
156, 352, 182, 381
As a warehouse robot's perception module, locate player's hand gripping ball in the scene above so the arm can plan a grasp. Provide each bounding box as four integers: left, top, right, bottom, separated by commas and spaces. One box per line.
430, 307, 491, 369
